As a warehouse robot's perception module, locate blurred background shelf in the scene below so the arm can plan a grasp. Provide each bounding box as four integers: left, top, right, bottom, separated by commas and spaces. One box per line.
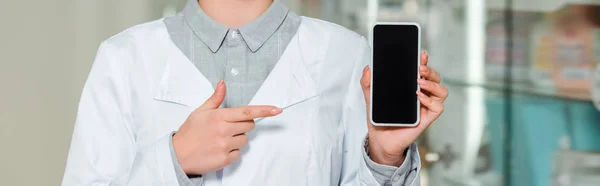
487, 0, 600, 12
444, 78, 592, 101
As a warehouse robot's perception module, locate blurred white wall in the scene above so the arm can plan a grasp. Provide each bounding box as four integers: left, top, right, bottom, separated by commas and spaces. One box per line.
0, 0, 185, 185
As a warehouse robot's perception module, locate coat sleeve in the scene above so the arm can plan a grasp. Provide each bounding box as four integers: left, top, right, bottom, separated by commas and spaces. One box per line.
62, 41, 180, 186
338, 37, 421, 186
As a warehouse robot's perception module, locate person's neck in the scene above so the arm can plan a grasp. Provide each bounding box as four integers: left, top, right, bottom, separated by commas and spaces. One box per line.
198, 0, 273, 28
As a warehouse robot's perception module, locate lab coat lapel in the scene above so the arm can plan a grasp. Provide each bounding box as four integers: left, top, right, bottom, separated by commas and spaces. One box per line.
153, 42, 214, 109
247, 30, 319, 111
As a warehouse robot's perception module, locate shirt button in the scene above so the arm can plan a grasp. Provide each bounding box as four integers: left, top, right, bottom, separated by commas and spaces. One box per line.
392, 175, 400, 182
231, 30, 239, 39
230, 68, 239, 76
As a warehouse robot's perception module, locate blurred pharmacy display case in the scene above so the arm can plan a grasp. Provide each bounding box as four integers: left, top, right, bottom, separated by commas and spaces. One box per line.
287, 0, 600, 186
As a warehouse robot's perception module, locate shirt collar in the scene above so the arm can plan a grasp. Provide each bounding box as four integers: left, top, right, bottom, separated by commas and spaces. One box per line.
182, 0, 290, 53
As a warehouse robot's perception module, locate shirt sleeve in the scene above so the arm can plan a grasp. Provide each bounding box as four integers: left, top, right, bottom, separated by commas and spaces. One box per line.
363, 139, 421, 186
170, 132, 205, 186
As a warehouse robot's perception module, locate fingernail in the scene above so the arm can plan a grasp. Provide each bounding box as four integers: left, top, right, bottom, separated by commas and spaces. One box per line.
418, 79, 426, 85
420, 66, 427, 72
271, 108, 283, 115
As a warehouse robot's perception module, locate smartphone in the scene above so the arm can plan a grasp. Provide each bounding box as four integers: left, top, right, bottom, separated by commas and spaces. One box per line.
370, 22, 421, 127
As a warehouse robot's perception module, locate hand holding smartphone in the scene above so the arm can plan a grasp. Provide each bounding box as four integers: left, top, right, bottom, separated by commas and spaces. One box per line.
370, 22, 421, 127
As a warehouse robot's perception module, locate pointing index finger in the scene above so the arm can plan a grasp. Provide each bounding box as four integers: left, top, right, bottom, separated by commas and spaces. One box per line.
223, 106, 283, 122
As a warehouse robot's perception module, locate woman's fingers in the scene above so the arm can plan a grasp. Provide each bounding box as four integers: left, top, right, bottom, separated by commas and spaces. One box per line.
417, 90, 444, 114
228, 134, 249, 151
418, 79, 449, 100
226, 121, 256, 136
420, 51, 429, 66
420, 66, 441, 83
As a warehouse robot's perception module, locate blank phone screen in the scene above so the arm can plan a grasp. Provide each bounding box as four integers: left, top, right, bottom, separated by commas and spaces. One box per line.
372, 24, 419, 124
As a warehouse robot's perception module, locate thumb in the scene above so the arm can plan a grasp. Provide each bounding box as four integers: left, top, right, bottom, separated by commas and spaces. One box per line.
198, 79, 226, 110
361, 66, 374, 128
360, 66, 371, 105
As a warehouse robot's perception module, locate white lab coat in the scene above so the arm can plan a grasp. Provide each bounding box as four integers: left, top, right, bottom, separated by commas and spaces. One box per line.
62, 17, 420, 186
